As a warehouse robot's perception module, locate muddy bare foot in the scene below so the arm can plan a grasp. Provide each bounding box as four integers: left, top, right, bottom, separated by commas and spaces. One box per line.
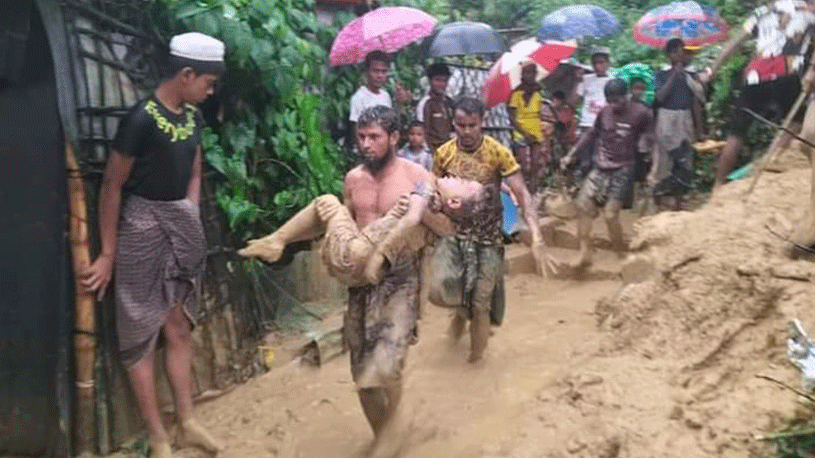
177, 418, 223, 453
569, 249, 593, 271
611, 242, 628, 260
466, 352, 485, 364
368, 411, 408, 458
149, 441, 174, 458
237, 236, 285, 263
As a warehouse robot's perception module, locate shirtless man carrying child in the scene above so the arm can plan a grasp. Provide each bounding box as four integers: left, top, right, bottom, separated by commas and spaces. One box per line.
239, 106, 485, 457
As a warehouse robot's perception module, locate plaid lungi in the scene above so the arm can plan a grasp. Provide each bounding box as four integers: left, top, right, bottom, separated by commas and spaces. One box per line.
115, 195, 205, 367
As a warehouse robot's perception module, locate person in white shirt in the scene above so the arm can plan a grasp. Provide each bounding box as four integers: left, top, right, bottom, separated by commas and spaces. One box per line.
574, 46, 613, 130
569, 46, 613, 180
349, 51, 392, 124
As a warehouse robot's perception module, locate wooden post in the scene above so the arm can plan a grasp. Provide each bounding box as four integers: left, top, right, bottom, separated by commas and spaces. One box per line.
65, 141, 97, 456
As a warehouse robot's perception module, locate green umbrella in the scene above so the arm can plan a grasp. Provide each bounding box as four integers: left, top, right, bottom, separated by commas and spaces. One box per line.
613, 62, 654, 106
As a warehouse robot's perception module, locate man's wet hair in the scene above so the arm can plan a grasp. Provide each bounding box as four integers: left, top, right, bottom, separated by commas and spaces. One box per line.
426, 62, 451, 79
665, 38, 685, 55
604, 78, 628, 99
453, 97, 486, 118
364, 50, 389, 69
357, 105, 399, 134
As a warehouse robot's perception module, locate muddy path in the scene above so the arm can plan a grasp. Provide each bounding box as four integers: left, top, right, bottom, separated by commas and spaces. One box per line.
176, 164, 815, 458
171, 274, 616, 458
176, 266, 787, 458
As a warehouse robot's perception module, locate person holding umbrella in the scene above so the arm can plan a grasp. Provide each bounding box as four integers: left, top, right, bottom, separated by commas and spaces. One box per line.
508, 62, 548, 195
613, 63, 656, 211
699, 0, 815, 187
328, 5, 438, 166
652, 38, 705, 210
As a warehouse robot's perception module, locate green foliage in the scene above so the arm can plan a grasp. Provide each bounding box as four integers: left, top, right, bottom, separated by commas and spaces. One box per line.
153, 0, 779, 234
155, 0, 343, 240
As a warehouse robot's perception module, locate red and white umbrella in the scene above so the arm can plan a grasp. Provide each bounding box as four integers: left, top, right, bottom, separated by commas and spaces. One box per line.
329, 7, 438, 67
483, 39, 577, 108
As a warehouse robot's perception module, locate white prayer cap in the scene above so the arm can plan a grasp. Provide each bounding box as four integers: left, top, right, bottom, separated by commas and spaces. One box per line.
170, 32, 225, 63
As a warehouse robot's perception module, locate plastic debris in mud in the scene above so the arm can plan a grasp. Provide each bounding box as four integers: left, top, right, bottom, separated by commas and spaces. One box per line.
788, 319, 815, 391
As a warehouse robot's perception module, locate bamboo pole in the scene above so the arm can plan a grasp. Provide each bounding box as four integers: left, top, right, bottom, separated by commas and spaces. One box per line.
66, 140, 97, 456
743, 91, 809, 197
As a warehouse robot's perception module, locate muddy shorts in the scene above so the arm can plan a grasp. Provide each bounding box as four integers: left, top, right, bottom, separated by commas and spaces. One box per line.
577, 166, 634, 210
345, 252, 421, 389
427, 236, 505, 325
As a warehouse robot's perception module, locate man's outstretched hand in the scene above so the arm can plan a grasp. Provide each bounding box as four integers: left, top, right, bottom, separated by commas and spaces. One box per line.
530, 235, 560, 279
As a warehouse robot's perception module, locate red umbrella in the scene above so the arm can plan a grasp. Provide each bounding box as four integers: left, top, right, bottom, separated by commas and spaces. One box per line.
329, 7, 438, 67
483, 39, 577, 108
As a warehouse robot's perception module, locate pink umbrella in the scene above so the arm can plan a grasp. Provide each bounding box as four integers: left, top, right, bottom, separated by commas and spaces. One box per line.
329, 7, 438, 67
483, 39, 577, 108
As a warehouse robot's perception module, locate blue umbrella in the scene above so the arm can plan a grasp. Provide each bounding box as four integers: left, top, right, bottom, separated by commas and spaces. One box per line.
537, 5, 621, 42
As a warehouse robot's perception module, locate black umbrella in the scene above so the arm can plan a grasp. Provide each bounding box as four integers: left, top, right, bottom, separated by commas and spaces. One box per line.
425, 21, 508, 57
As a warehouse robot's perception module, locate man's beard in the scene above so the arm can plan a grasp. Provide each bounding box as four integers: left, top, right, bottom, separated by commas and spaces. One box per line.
363, 146, 395, 174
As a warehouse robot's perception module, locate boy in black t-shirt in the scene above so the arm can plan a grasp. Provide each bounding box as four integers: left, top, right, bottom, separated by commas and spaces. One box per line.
82, 33, 224, 458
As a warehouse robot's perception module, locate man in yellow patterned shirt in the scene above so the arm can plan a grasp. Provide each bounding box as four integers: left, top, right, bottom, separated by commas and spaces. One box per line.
430, 97, 555, 363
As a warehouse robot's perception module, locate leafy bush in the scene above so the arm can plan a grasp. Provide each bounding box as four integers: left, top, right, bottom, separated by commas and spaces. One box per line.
153, 0, 777, 234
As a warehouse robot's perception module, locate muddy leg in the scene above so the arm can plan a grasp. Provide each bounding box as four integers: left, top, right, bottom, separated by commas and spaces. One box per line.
448, 309, 466, 342
358, 387, 388, 436
468, 309, 491, 363
126, 352, 171, 456
368, 383, 405, 458
164, 307, 222, 453
467, 249, 500, 363
714, 134, 743, 187
237, 195, 338, 262
573, 205, 596, 269
603, 202, 625, 257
